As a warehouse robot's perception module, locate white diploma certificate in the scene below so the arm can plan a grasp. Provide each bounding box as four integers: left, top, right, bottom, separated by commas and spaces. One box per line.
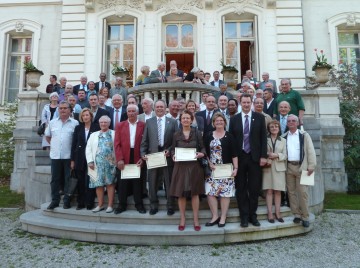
212, 164, 233, 179
175, 148, 196, 161
88, 167, 97, 183
121, 164, 141, 179
146, 152, 167, 169
300, 170, 315, 186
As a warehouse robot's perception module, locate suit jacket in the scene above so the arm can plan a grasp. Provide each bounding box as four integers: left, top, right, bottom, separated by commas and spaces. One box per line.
109, 106, 127, 130
195, 109, 219, 135
138, 111, 156, 122
70, 122, 100, 170
263, 98, 276, 117
259, 79, 277, 91
148, 69, 167, 83
210, 79, 225, 87
114, 120, 145, 164
73, 84, 88, 95
264, 136, 287, 172
276, 114, 289, 134
95, 81, 111, 92
140, 116, 179, 161
229, 111, 267, 162
93, 107, 110, 126
213, 91, 234, 102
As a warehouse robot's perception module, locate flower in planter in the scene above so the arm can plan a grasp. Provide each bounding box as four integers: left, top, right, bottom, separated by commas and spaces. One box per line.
23, 57, 44, 75
220, 59, 239, 74
312, 49, 333, 71
111, 62, 129, 75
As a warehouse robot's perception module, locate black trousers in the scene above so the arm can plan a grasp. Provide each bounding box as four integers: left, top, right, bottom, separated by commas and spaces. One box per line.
235, 151, 262, 221
116, 149, 143, 209
75, 164, 95, 206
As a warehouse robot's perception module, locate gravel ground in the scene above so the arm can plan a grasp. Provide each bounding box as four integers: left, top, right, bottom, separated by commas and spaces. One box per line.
1, 210, 359, 268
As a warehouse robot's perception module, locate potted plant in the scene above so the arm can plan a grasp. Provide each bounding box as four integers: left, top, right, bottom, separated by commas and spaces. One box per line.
111, 62, 129, 82
23, 57, 44, 90
312, 49, 333, 83
220, 59, 238, 88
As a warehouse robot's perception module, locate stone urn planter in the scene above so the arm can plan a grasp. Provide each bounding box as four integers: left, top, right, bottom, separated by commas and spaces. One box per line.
314, 67, 331, 84
113, 71, 129, 84
221, 70, 238, 89
26, 71, 43, 90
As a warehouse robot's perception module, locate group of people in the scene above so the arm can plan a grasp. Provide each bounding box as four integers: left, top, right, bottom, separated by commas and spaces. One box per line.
43, 63, 316, 232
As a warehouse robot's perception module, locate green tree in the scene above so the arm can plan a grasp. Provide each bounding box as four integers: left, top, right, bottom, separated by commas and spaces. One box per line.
0, 101, 18, 178
332, 65, 360, 192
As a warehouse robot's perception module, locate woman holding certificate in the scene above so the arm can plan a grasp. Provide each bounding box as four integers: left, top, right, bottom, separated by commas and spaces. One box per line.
85, 115, 116, 213
262, 120, 287, 223
169, 110, 206, 231
204, 112, 238, 227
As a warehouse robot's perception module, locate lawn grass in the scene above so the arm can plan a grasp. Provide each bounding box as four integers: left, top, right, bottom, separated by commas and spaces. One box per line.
324, 192, 360, 210
0, 185, 25, 208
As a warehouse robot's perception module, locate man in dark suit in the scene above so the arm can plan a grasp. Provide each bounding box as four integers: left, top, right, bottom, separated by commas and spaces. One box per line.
114, 104, 146, 214
108, 94, 127, 130
196, 95, 218, 135
213, 83, 234, 102
140, 99, 179, 215
263, 88, 276, 117
258, 72, 277, 92
210, 70, 224, 87
276, 101, 291, 135
229, 93, 267, 228
95, 72, 111, 92
73, 75, 88, 95
148, 62, 167, 83
88, 94, 110, 125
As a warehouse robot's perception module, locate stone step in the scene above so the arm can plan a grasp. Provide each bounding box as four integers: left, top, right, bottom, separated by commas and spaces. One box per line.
41, 202, 293, 225
20, 209, 314, 245
60, 192, 269, 210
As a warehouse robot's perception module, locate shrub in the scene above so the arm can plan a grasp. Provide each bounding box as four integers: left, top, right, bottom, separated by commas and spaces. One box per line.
332, 65, 360, 192
0, 101, 18, 178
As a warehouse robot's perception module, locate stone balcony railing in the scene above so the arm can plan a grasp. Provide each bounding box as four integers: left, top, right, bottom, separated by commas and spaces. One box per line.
128, 82, 222, 105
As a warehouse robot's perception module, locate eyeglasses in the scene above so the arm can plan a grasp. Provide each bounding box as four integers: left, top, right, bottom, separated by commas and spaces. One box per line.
287, 120, 297, 122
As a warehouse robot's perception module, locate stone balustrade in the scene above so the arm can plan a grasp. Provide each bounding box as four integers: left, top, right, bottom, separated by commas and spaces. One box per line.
128, 83, 221, 104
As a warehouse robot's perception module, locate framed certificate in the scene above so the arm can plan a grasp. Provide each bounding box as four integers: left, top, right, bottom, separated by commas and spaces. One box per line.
212, 164, 233, 179
300, 170, 315, 186
121, 164, 141, 179
175, 148, 196, 161
146, 152, 167, 169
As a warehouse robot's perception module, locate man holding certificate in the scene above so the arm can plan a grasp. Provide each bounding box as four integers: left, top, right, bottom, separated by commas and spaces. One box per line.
283, 114, 316, 228
114, 104, 146, 214
140, 99, 179, 215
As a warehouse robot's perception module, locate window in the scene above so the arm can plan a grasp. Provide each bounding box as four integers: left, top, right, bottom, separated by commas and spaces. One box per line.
106, 24, 135, 86
223, 21, 257, 80
6, 37, 32, 102
165, 24, 194, 48
338, 31, 360, 74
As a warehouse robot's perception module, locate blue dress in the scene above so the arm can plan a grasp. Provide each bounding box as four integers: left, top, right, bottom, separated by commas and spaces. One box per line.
89, 131, 116, 188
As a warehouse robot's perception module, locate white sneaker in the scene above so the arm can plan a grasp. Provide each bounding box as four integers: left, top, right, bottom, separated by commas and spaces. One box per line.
106, 207, 114, 213
92, 206, 104, 213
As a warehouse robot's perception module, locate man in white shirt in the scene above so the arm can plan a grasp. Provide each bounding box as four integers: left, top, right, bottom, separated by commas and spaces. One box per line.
199, 92, 209, 111
166, 100, 180, 123
45, 101, 79, 210
138, 97, 155, 122
283, 114, 316, 228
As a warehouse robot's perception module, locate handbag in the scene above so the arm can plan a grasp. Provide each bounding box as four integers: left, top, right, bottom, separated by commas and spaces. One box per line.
37, 122, 46, 136
194, 129, 212, 177
66, 169, 78, 196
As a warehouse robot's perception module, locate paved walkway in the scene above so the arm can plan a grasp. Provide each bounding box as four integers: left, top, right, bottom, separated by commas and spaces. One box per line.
0, 210, 359, 267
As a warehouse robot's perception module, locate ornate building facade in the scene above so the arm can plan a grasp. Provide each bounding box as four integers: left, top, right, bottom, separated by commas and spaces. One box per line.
0, 0, 359, 104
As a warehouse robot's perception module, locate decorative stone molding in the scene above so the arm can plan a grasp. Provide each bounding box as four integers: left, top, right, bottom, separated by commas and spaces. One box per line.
100, 0, 143, 17
204, 0, 213, 9
217, 0, 264, 15
346, 13, 357, 27
85, 0, 95, 10
144, 0, 153, 9
15, 21, 24, 32
156, 0, 203, 14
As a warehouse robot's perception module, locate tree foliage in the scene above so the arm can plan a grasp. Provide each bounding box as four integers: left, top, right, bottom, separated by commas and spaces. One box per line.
332, 65, 360, 192
0, 101, 18, 178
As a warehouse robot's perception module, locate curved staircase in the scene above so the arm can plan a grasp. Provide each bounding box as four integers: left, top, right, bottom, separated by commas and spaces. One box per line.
20, 193, 314, 245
